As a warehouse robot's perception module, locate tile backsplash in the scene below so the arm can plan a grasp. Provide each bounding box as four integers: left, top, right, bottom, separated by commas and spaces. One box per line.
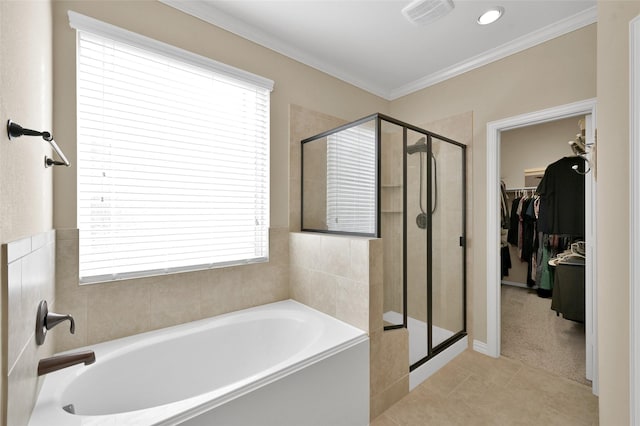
54, 227, 290, 352
2, 230, 56, 426
289, 231, 408, 420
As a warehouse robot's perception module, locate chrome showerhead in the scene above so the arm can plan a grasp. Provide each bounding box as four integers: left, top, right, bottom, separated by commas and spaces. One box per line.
407, 137, 427, 155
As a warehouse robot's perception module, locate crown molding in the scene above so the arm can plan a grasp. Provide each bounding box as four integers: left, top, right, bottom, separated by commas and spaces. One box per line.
158, 0, 390, 99
389, 6, 597, 100
160, 1, 596, 101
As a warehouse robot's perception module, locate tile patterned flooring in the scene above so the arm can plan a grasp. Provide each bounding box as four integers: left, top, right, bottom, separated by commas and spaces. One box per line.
370, 349, 598, 426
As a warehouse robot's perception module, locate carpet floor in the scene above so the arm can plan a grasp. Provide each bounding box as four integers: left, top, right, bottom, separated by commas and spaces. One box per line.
500, 284, 589, 386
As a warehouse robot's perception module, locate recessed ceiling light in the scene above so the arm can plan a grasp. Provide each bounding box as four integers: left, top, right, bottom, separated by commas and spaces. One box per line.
477, 7, 504, 25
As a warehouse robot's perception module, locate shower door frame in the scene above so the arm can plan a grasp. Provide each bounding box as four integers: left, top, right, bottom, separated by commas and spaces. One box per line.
300, 113, 381, 238
375, 113, 468, 369
300, 113, 468, 367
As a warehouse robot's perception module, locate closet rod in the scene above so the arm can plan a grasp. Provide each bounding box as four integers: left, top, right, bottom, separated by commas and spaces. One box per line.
505, 186, 537, 192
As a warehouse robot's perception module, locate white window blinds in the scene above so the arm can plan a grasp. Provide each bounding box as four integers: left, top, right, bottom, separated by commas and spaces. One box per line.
326, 126, 377, 234
73, 14, 272, 283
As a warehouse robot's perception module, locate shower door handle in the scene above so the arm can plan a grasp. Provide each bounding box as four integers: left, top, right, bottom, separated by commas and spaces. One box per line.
459, 236, 465, 247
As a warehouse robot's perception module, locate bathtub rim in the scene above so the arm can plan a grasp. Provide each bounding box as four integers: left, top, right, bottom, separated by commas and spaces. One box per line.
61, 306, 328, 415
29, 299, 369, 426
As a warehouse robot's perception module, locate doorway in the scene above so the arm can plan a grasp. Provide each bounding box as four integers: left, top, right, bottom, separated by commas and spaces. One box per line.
485, 98, 598, 395
500, 117, 589, 385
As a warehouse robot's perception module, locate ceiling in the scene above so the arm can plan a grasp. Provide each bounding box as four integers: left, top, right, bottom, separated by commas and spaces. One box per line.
160, 0, 596, 100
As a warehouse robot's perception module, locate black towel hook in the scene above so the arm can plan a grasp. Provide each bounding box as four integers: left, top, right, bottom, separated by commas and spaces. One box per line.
7, 120, 70, 167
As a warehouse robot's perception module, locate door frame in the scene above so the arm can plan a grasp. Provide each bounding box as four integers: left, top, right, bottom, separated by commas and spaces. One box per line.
629, 14, 640, 426
484, 98, 598, 394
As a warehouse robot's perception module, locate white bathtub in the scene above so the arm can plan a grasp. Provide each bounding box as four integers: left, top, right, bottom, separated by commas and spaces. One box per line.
29, 300, 370, 426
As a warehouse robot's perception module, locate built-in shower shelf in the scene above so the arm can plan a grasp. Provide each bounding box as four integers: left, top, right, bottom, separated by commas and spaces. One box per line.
381, 210, 402, 214
382, 184, 402, 188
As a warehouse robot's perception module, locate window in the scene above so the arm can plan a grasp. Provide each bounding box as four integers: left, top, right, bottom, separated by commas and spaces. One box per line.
326, 124, 377, 234
70, 12, 273, 283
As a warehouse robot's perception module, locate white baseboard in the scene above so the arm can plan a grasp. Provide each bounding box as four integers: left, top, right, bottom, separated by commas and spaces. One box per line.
473, 340, 490, 356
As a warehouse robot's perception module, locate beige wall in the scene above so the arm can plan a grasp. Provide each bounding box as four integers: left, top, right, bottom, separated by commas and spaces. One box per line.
0, 1, 54, 244
501, 116, 586, 189
597, 2, 640, 424
0, 1, 55, 423
390, 24, 597, 347
52, 0, 389, 231
50, 1, 388, 351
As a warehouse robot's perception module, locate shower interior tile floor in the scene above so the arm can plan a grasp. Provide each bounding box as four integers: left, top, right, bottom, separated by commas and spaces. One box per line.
370, 346, 598, 425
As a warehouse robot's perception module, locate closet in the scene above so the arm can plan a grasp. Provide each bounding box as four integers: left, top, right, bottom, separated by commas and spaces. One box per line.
499, 115, 592, 385
500, 118, 588, 291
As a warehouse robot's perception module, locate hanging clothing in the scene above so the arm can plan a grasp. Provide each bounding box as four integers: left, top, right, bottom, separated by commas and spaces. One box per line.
500, 181, 510, 229
504, 192, 539, 287
521, 197, 536, 261
517, 196, 527, 259
501, 245, 512, 278
536, 156, 586, 237
523, 198, 538, 286
507, 197, 521, 245
536, 235, 555, 297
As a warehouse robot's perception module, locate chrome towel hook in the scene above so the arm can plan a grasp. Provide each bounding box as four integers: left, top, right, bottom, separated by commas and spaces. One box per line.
7, 120, 70, 167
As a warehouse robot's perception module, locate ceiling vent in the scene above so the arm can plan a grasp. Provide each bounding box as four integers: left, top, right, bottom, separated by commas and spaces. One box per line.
402, 0, 455, 26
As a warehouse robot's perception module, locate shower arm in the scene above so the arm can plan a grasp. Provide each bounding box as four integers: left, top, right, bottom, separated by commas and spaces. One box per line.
7, 120, 70, 167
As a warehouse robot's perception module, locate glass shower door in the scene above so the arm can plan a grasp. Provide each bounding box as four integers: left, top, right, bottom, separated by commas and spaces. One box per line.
405, 130, 430, 365
301, 113, 467, 372
406, 132, 466, 368
431, 136, 466, 349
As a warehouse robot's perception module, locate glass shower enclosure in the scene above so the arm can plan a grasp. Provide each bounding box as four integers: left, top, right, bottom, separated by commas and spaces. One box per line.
301, 113, 467, 369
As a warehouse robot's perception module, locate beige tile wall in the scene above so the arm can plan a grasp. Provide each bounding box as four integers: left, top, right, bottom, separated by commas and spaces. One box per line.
421, 112, 473, 338
406, 138, 464, 331
381, 128, 404, 318
289, 231, 409, 420
2, 231, 56, 426
430, 139, 465, 334
301, 137, 328, 230
289, 232, 381, 332
54, 227, 290, 352
289, 105, 347, 232
370, 328, 410, 419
